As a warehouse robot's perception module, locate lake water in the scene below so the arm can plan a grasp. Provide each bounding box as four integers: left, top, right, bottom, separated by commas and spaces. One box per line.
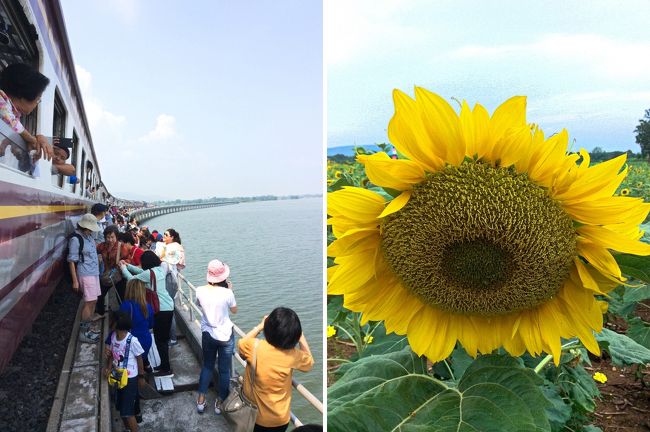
146, 197, 323, 425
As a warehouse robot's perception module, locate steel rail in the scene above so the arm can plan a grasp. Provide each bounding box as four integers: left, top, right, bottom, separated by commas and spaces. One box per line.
175, 273, 323, 427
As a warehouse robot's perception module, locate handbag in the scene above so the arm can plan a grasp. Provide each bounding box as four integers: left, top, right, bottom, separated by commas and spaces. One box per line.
223, 339, 259, 432
146, 269, 161, 314
100, 242, 123, 287
165, 267, 179, 299
107, 334, 132, 389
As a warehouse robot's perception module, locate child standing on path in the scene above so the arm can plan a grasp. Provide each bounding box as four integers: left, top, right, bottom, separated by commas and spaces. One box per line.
68, 213, 102, 343
104, 311, 146, 432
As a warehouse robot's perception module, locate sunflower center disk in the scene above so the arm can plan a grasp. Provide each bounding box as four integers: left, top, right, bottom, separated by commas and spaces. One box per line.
381, 162, 577, 316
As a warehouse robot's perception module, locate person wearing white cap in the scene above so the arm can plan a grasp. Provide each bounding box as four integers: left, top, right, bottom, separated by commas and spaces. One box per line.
68, 213, 102, 343
194, 259, 237, 415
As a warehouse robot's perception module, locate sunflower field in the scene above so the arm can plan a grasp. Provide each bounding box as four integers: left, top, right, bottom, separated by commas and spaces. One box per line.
326, 89, 650, 432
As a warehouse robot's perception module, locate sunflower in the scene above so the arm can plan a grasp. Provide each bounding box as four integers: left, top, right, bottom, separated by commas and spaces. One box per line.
621, 188, 630, 196
334, 170, 342, 179
327, 87, 650, 364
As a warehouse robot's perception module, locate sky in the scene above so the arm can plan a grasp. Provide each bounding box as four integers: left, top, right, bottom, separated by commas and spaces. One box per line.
60, 0, 322, 201
326, 0, 650, 154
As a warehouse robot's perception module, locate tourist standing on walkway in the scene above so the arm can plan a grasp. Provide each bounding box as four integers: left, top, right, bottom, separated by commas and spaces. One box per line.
156, 228, 185, 346
195, 259, 237, 414
96, 224, 121, 315
239, 308, 314, 432
68, 214, 102, 344
120, 279, 154, 372
120, 251, 175, 377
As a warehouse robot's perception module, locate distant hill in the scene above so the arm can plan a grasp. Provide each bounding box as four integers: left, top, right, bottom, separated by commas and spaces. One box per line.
327, 145, 382, 157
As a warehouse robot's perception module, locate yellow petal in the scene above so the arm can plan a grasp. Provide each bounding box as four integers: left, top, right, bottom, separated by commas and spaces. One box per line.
388, 89, 445, 172
576, 239, 623, 281
328, 187, 385, 222
487, 96, 527, 161
414, 87, 464, 166
378, 190, 412, 218
328, 251, 377, 295
562, 197, 650, 226
578, 225, 650, 256
357, 152, 425, 190
554, 154, 627, 203
327, 228, 380, 257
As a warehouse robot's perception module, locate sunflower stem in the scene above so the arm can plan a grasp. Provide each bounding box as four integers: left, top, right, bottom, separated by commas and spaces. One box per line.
533, 340, 582, 374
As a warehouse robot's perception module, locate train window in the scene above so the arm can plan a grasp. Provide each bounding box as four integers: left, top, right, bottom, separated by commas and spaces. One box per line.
52, 90, 67, 187
80, 150, 86, 197
71, 129, 79, 193
0, 0, 40, 135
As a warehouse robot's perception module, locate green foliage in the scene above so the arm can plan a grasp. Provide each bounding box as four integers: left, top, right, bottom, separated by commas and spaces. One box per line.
329, 350, 553, 432
635, 108, 650, 158
627, 317, 650, 349
595, 328, 650, 366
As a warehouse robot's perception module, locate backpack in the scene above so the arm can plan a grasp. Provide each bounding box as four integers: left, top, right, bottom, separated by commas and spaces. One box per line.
63, 232, 85, 283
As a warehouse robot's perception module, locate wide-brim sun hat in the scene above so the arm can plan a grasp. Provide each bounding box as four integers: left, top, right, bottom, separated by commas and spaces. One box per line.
77, 213, 100, 232
207, 259, 230, 283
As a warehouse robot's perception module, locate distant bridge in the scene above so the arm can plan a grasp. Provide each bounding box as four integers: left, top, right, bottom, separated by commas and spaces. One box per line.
129, 202, 239, 223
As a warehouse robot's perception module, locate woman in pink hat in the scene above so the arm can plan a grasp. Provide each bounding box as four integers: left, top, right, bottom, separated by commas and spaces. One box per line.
195, 259, 238, 415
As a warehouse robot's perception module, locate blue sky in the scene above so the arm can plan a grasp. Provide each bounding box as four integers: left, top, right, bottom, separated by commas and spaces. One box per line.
327, 0, 650, 154
61, 0, 322, 200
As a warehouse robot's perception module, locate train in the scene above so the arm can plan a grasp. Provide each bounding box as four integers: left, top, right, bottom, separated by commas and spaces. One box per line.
0, 0, 124, 372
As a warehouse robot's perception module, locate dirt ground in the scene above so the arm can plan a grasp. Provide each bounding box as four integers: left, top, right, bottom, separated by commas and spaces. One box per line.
327, 300, 650, 430
593, 300, 650, 431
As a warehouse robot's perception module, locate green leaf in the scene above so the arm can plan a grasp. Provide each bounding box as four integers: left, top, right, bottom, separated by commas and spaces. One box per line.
450, 346, 474, 380
595, 328, 650, 366
358, 323, 409, 358
327, 295, 347, 325
627, 317, 650, 349
328, 351, 552, 432
615, 253, 650, 283
328, 174, 355, 191
623, 284, 650, 303
542, 384, 571, 432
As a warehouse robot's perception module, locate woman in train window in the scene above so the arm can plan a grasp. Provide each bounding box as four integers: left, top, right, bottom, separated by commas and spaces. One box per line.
194, 259, 237, 414
239, 307, 314, 432
119, 250, 175, 377
0, 63, 53, 165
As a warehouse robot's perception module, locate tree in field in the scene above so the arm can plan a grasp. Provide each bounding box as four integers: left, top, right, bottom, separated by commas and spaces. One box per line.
635, 109, 650, 160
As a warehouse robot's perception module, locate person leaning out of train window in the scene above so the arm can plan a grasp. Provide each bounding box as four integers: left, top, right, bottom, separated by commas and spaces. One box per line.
119, 251, 176, 378
0, 63, 53, 162
239, 307, 314, 432
119, 231, 145, 267
51, 142, 76, 177
68, 213, 103, 344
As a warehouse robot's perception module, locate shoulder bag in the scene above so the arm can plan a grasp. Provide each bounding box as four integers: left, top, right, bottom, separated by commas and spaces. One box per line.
223, 339, 259, 432
100, 242, 123, 288
146, 269, 161, 314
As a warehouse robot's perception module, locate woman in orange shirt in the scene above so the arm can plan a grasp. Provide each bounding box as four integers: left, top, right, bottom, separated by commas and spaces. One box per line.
238, 307, 314, 432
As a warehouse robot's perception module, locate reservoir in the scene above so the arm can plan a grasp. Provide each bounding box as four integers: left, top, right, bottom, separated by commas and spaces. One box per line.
145, 197, 323, 424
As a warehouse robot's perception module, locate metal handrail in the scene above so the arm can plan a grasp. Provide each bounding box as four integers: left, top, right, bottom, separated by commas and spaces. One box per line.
175, 273, 323, 427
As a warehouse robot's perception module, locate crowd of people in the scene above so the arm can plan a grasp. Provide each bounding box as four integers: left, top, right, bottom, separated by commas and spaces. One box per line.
67, 204, 317, 432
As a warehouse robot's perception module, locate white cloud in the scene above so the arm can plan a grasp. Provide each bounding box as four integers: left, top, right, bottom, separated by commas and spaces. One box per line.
326, 0, 428, 67
74, 65, 127, 155
139, 114, 177, 142
451, 33, 650, 80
